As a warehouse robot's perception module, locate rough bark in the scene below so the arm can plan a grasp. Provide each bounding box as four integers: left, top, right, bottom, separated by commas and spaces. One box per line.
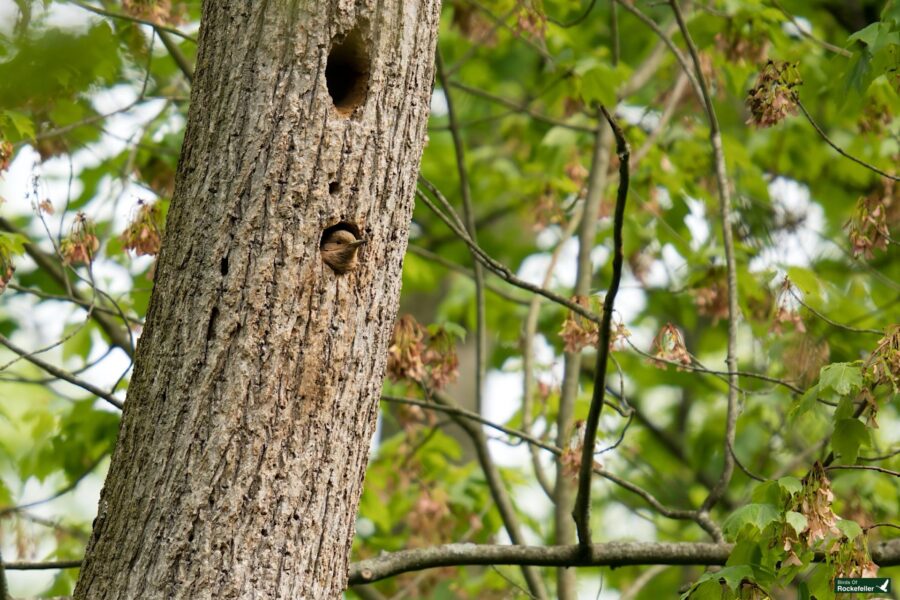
74, 1, 441, 598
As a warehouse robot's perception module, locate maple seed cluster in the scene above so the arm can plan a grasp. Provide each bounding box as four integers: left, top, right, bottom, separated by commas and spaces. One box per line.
651, 323, 691, 369
386, 315, 459, 391
0, 140, 12, 172
0, 244, 14, 295
847, 180, 897, 259
121, 201, 164, 257
746, 60, 801, 128
60, 212, 100, 266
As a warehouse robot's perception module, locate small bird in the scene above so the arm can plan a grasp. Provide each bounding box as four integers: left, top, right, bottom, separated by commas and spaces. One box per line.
321, 229, 366, 273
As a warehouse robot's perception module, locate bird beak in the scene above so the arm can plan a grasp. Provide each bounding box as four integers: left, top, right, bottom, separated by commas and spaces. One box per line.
349, 239, 367, 248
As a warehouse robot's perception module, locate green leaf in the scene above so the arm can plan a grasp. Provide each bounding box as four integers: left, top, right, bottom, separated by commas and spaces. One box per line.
835, 519, 863, 540
786, 268, 821, 298
884, 0, 900, 24
695, 565, 754, 593
807, 563, 836, 600
844, 49, 874, 94
2, 110, 34, 139
818, 363, 863, 396
848, 23, 888, 48
722, 503, 780, 539
579, 64, 617, 107
832, 418, 870, 464
436, 321, 467, 341
790, 384, 819, 420
62, 323, 94, 362
681, 579, 723, 600
541, 126, 577, 148
785, 511, 808, 535
777, 477, 802, 496
752, 480, 782, 505
0, 231, 28, 255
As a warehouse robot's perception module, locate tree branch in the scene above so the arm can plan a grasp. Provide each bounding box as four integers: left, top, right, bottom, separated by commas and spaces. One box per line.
428, 390, 549, 600
449, 81, 596, 133
573, 106, 630, 549
347, 539, 900, 584
415, 184, 603, 325
0, 219, 135, 358
668, 0, 740, 514
522, 215, 581, 500
0, 334, 123, 409
794, 97, 899, 182
406, 245, 529, 305
12, 540, 900, 582
436, 51, 487, 416
381, 396, 722, 539
70, 1, 196, 42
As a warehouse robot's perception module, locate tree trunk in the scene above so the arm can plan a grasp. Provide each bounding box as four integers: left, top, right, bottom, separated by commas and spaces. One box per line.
74, 1, 441, 598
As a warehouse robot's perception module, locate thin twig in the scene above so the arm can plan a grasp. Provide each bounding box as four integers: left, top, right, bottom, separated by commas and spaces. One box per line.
0, 451, 109, 518
594, 468, 722, 541
414, 185, 603, 325
449, 81, 596, 133
382, 395, 557, 454
2, 559, 84, 571
668, 0, 740, 514
445, 2, 521, 77
0, 549, 6, 600
573, 106, 630, 549
0, 334, 123, 409
436, 51, 487, 415
859, 448, 900, 462
469, 0, 555, 64
157, 30, 195, 82
545, 0, 598, 28
825, 465, 900, 477
553, 106, 614, 598
8, 283, 144, 325
381, 396, 723, 540
865, 523, 900, 533
613, 0, 703, 103
626, 339, 804, 395
15, 512, 91, 542
406, 246, 529, 305
627, 72, 689, 169
522, 216, 581, 500
70, 1, 197, 42
0, 219, 135, 357
794, 97, 899, 182
789, 287, 884, 336
769, 0, 851, 57
620, 565, 668, 600
426, 390, 550, 600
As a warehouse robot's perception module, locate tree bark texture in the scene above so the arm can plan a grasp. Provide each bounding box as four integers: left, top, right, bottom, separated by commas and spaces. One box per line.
74, 1, 441, 598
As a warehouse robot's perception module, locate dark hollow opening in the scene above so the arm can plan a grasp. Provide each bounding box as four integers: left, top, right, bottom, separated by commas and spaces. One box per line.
320, 221, 362, 249
325, 29, 369, 115
329, 180, 340, 195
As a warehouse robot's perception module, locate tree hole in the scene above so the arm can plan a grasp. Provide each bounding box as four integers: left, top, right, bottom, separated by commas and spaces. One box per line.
325, 28, 370, 115
320, 221, 361, 248
329, 180, 340, 195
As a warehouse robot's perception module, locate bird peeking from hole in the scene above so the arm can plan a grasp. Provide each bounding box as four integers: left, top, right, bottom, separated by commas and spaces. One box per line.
321, 229, 366, 273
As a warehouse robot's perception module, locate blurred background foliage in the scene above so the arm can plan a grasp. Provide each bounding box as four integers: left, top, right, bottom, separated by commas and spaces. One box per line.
0, 0, 898, 598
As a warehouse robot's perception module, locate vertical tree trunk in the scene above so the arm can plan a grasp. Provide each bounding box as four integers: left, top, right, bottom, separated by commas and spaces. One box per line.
74, 1, 441, 598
